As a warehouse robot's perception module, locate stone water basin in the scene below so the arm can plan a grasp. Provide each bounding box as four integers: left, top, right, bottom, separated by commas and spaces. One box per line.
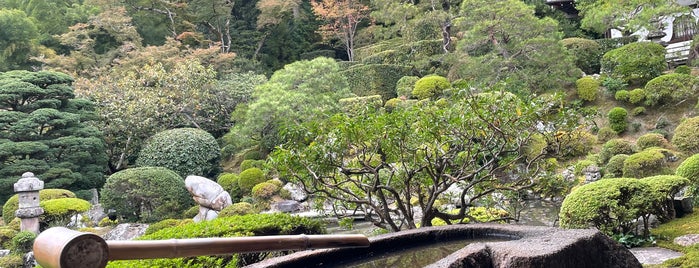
246, 224, 642, 268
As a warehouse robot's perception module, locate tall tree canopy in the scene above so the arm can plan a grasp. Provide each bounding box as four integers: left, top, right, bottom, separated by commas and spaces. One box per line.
576, 0, 687, 36
0, 9, 40, 71
0, 70, 107, 203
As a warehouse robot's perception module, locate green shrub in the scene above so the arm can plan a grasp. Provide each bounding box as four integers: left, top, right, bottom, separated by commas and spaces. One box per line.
628, 88, 646, 104
183, 206, 199, 219
98, 217, 118, 227
10, 231, 35, 254
217, 173, 241, 201
145, 219, 193, 235
251, 182, 279, 200
631, 107, 646, 116
219, 202, 255, 217
556, 130, 597, 159
242, 150, 262, 160
339, 95, 383, 115
672, 116, 699, 154
2, 189, 75, 224
614, 90, 629, 101
644, 73, 697, 106
0, 254, 22, 268
559, 178, 651, 235
600, 42, 666, 85
602, 76, 628, 92
395, 76, 419, 98
40, 198, 91, 227
607, 107, 628, 133
384, 98, 403, 112
412, 75, 450, 100
575, 77, 599, 102
622, 148, 668, 178
240, 160, 265, 172
599, 139, 636, 164
676, 154, 699, 185
675, 65, 691, 74
341, 64, 411, 102
100, 167, 193, 223
238, 168, 266, 194
523, 133, 547, 161
574, 160, 595, 175
605, 154, 629, 178
136, 128, 221, 178
107, 213, 325, 268
636, 133, 669, 150
0, 227, 17, 249
640, 175, 690, 221
597, 127, 617, 142
561, 38, 603, 74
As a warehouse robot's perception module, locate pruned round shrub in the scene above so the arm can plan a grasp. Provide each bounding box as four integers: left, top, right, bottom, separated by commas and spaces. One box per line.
597, 127, 617, 142
412, 75, 450, 100
384, 98, 403, 112
238, 168, 266, 194
217, 173, 241, 201
637, 133, 669, 150
561, 38, 603, 74
40, 198, 91, 226
0, 228, 17, 249
614, 90, 629, 101
600, 42, 666, 85
676, 154, 699, 185
628, 88, 646, 104
252, 182, 279, 200
219, 202, 254, 217
632, 107, 646, 116
605, 154, 628, 178
644, 73, 697, 107
622, 148, 668, 178
240, 160, 265, 172
136, 128, 221, 178
555, 130, 597, 159
395, 76, 419, 98
559, 178, 651, 235
675, 65, 691, 75
607, 107, 628, 134
341, 64, 410, 102
10, 231, 36, 254
576, 77, 599, 102
672, 116, 699, 154
100, 167, 193, 223
640, 175, 690, 221
602, 76, 628, 92
599, 139, 636, 164
145, 219, 193, 235
2, 189, 75, 224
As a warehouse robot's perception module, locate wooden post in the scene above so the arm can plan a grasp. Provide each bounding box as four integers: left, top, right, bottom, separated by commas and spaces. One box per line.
34, 227, 370, 268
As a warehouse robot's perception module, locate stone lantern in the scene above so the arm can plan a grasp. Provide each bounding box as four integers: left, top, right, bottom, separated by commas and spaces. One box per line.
14, 172, 44, 234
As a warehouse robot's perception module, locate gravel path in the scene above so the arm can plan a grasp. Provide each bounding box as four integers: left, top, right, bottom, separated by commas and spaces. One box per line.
630, 247, 683, 265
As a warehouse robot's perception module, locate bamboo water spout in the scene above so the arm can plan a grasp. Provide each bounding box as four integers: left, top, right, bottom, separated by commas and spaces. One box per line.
33, 227, 370, 268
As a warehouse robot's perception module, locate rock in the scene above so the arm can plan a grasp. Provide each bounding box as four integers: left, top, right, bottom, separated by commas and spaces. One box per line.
87, 203, 107, 225
88, 188, 100, 205
582, 165, 601, 183
443, 183, 465, 206
271, 200, 302, 213
22, 252, 35, 268
185, 175, 232, 222
282, 183, 307, 202
102, 223, 149, 241
562, 167, 576, 182
0, 249, 9, 257
674, 234, 699, 247
673, 196, 694, 217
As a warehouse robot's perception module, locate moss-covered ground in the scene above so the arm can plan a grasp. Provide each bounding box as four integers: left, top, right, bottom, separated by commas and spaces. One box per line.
649, 211, 699, 267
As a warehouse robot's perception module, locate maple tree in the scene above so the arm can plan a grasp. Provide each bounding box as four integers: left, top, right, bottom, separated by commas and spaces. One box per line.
311, 0, 369, 61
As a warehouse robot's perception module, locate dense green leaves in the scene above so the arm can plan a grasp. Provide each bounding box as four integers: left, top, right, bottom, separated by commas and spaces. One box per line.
136, 128, 221, 178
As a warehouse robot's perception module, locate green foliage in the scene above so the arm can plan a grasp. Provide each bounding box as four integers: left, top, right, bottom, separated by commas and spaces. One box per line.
555, 130, 598, 159
597, 127, 617, 142
622, 148, 668, 178
560, 38, 603, 74
412, 75, 450, 100
107, 213, 324, 268
395, 76, 420, 98
607, 107, 628, 134
614, 90, 629, 101
183, 206, 199, 219
676, 154, 699, 186
559, 178, 651, 235
338, 95, 383, 115
0, 227, 17, 249
0, 70, 107, 205
631, 107, 646, 116
145, 219, 193, 235
0, 9, 40, 71
605, 154, 629, 178
611, 233, 655, 248
636, 133, 669, 150
675, 65, 692, 74
0, 254, 22, 267
136, 128, 221, 178
600, 42, 667, 85
2, 189, 75, 224
238, 168, 266, 194
641, 175, 690, 221
672, 116, 699, 154
10, 231, 35, 254
40, 198, 90, 226
219, 202, 255, 217
98, 217, 118, 227
100, 167, 193, 223
575, 77, 599, 102
643, 73, 697, 107
217, 173, 241, 201
239, 160, 265, 172
602, 76, 628, 92
599, 139, 637, 165
251, 182, 279, 200
627, 89, 646, 105
341, 64, 412, 102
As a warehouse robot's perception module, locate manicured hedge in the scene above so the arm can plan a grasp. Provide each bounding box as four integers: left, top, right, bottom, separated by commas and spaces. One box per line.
561, 38, 603, 74
238, 168, 266, 194
607, 107, 628, 134
644, 73, 697, 107
136, 128, 221, 178
622, 148, 668, 178
599, 139, 636, 165
575, 76, 599, 102
672, 116, 699, 154
412, 75, 450, 100
2, 189, 75, 224
341, 64, 412, 102
600, 42, 666, 85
